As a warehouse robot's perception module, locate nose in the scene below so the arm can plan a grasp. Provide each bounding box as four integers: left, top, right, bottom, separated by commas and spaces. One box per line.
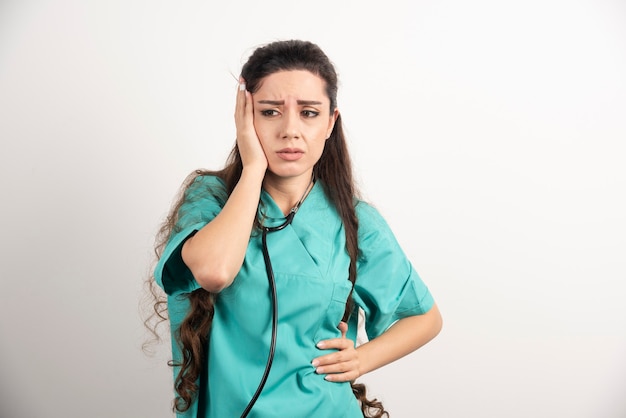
280, 109, 301, 140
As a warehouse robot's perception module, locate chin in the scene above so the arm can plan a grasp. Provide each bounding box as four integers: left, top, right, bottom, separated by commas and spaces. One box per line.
267, 164, 310, 180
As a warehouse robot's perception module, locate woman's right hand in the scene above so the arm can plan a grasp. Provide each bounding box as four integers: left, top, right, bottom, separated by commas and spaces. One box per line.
235, 79, 268, 173
182, 80, 267, 293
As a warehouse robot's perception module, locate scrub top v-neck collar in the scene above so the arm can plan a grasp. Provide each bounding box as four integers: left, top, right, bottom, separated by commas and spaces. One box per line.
258, 180, 322, 226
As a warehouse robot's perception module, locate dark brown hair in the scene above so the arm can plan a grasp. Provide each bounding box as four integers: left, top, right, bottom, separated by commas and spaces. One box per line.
145, 39, 388, 417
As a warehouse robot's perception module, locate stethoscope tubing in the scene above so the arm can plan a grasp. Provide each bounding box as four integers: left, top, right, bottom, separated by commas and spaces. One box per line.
239, 211, 296, 418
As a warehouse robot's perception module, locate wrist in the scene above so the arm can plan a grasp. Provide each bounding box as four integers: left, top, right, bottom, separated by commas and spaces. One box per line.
240, 165, 266, 186
241, 163, 266, 176
355, 345, 369, 377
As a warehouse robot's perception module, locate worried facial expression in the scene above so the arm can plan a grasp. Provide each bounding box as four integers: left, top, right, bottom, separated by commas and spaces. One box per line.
252, 70, 338, 181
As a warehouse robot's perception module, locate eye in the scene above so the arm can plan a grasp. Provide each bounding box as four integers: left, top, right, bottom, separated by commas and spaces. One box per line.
301, 110, 320, 118
260, 109, 279, 117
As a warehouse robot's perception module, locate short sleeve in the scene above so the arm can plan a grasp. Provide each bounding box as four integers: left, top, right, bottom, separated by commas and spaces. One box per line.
153, 175, 226, 296
353, 202, 435, 340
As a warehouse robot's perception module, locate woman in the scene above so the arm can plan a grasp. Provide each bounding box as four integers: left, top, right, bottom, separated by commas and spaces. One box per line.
149, 39, 442, 417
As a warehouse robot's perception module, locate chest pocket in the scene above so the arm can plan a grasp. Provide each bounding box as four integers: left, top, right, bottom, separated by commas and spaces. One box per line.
313, 278, 353, 342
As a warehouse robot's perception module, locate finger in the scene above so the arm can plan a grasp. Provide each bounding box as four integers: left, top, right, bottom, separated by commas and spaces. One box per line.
323, 370, 359, 382
312, 352, 338, 367
316, 337, 351, 351
312, 348, 355, 367
314, 356, 355, 373
317, 363, 356, 376
235, 78, 246, 119
337, 321, 348, 338
244, 90, 253, 121
313, 356, 359, 380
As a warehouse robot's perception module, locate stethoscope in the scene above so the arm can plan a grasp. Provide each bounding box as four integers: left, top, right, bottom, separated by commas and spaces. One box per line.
239, 179, 314, 418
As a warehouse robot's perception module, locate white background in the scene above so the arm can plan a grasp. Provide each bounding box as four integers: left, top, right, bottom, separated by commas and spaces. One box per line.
1, 1, 625, 417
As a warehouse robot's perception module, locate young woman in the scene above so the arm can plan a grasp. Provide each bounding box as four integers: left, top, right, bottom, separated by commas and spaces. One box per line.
148, 39, 442, 418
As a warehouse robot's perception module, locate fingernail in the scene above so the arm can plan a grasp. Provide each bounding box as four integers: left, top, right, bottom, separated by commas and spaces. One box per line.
316, 341, 325, 348
311, 359, 319, 367
239, 83, 246, 91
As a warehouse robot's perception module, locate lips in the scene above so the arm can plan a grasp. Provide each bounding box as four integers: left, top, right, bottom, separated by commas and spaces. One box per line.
276, 148, 304, 161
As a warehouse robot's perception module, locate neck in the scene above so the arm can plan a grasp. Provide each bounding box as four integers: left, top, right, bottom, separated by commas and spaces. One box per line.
263, 172, 315, 215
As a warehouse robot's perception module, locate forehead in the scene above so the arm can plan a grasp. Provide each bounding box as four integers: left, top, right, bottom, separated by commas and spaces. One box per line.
254, 70, 328, 101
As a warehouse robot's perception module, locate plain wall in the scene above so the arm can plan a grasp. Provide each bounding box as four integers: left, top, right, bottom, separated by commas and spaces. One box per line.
1, 0, 625, 417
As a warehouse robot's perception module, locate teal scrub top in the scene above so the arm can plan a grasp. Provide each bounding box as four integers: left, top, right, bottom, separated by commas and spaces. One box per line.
154, 175, 435, 418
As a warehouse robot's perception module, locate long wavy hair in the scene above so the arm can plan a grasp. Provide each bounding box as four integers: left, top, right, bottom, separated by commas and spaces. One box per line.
144, 39, 389, 418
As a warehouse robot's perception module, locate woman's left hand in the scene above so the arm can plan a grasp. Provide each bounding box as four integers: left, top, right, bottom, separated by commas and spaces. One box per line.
311, 322, 361, 382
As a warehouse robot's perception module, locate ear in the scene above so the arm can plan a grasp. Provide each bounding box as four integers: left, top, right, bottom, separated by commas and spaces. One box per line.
326, 108, 339, 139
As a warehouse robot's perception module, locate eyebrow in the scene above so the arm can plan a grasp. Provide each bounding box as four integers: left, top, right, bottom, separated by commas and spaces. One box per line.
257, 100, 323, 106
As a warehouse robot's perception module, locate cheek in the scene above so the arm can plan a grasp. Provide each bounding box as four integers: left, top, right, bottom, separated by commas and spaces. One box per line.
311, 138, 327, 158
